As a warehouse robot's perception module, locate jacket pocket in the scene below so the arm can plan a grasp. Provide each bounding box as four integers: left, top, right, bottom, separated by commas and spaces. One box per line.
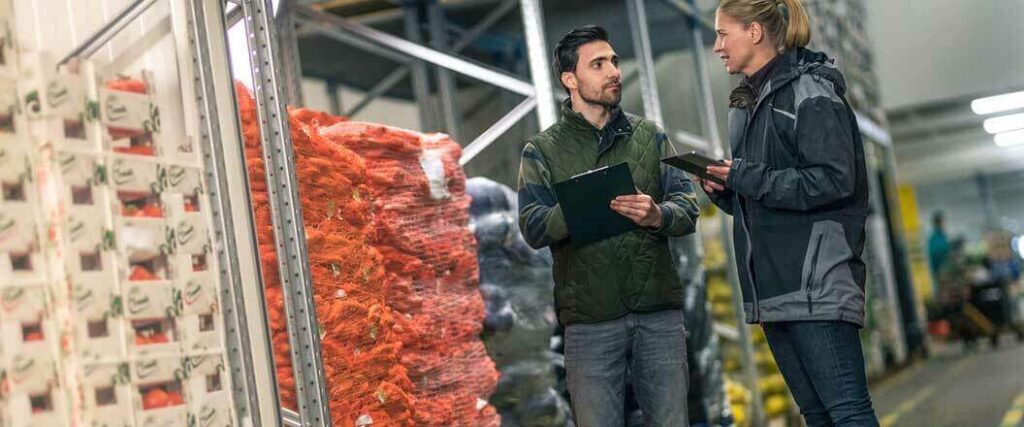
801, 220, 855, 314
805, 232, 824, 314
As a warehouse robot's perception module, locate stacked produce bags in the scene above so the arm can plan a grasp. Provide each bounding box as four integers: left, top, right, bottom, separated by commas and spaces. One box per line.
467, 178, 571, 427
237, 84, 498, 426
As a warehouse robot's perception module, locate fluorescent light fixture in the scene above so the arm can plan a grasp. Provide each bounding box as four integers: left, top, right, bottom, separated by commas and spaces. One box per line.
972, 90, 1024, 115
983, 112, 1024, 134
994, 129, 1024, 147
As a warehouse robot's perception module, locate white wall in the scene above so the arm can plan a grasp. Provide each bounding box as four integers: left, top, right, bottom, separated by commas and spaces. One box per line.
866, 0, 1024, 109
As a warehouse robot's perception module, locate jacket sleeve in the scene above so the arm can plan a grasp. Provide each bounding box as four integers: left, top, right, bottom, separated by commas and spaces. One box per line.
706, 187, 735, 216
517, 142, 569, 249
726, 86, 856, 211
652, 130, 700, 237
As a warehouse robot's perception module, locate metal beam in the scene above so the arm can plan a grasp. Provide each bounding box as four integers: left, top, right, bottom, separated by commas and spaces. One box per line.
276, 0, 306, 106
519, 0, 557, 129
238, 0, 332, 425
403, 4, 437, 131
58, 0, 158, 66
626, 0, 665, 128
428, 1, 462, 141
342, 0, 518, 118
293, 4, 535, 97
460, 96, 537, 166
184, 0, 282, 425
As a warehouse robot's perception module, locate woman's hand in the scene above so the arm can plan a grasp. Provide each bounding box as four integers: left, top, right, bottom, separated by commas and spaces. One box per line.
704, 160, 733, 192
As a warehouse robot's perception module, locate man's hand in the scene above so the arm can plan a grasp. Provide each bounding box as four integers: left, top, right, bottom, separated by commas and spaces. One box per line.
702, 160, 733, 193
611, 190, 662, 228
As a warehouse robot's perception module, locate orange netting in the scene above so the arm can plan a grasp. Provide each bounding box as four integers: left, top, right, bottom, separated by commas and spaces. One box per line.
237, 83, 498, 426
322, 122, 500, 426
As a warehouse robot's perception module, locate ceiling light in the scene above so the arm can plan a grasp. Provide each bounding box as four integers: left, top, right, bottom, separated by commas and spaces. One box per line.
983, 112, 1024, 134
972, 90, 1024, 115
994, 129, 1024, 147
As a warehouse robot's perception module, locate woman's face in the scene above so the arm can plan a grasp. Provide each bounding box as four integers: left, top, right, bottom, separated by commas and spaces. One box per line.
714, 10, 755, 75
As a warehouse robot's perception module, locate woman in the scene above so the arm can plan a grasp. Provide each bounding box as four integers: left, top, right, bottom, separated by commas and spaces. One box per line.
701, 0, 879, 425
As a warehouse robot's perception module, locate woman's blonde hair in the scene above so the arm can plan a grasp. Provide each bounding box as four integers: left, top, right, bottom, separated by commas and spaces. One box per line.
718, 0, 811, 51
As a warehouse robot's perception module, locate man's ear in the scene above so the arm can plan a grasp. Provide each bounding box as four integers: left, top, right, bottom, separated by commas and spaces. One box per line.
749, 21, 765, 45
561, 72, 577, 92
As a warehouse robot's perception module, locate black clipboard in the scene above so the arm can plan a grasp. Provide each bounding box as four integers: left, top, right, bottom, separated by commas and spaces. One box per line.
661, 151, 727, 184
553, 162, 638, 248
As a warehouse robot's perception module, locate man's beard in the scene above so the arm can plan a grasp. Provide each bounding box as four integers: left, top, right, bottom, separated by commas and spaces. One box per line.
578, 80, 622, 108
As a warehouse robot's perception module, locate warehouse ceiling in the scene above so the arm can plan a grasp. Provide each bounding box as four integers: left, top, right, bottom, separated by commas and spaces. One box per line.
295, 0, 710, 99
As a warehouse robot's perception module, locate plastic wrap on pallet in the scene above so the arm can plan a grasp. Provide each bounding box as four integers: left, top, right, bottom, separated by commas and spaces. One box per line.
466, 177, 572, 427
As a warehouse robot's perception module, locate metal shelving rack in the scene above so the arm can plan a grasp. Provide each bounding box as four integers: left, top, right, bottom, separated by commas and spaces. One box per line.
205, 1, 903, 426
16, 0, 285, 426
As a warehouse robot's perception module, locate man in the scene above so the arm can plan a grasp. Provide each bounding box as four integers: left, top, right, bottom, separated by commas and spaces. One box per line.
928, 211, 951, 294
517, 25, 700, 426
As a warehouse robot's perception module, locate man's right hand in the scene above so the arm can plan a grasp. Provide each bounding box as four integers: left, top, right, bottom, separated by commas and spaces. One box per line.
699, 178, 725, 194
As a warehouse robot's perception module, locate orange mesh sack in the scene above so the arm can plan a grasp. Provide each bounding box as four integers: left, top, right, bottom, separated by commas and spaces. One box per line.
237, 84, 417, 426
321, 122, 500, 426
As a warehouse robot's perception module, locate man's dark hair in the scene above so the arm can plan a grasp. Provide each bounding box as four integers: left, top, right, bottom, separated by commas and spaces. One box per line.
552, 25, 610, 92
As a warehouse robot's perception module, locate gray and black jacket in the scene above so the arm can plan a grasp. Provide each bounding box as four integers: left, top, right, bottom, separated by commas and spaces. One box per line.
708, 48, 869, 327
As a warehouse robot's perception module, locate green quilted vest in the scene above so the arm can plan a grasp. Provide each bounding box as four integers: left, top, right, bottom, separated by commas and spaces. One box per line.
530, 104, 684, 325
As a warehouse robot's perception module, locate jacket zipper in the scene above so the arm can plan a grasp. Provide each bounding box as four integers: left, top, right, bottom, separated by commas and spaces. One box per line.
737, 200, 759, 322
806, 233, 824, 314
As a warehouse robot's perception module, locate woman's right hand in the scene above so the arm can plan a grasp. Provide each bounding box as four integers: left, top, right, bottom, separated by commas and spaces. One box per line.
700, 178, 725, 194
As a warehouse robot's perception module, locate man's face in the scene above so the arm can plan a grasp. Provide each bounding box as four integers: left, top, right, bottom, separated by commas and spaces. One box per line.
714, 11, 756, 75
563, 41, 622, 107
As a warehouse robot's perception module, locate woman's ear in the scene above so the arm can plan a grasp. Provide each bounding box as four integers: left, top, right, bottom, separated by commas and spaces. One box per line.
749, 21, 765, 45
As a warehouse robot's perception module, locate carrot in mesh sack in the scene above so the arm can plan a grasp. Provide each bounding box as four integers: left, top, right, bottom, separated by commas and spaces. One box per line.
321, 122, 500, 426
236, 83, 417, 426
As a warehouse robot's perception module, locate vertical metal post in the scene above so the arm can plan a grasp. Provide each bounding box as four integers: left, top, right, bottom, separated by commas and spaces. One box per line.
519, 0, 558, 129
326, 78, 343, 116
863, 143, 908, 365
276, 0, 305, 106
403, 4, 435, 131
427, 1, 462, 142
183, 0, 283, 425
238, 0, 332, 425
687, 2, 764, 425
626, 0, 665, 128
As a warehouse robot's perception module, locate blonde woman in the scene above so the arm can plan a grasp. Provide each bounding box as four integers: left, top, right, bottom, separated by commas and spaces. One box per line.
701, 0, 879, 425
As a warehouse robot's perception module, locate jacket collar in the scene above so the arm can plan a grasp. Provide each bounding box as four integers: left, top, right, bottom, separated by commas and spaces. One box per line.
559, 99, 634, 155
560, 98, 632, 133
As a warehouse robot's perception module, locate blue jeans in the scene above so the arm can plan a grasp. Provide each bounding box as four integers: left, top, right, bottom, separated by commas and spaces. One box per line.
762, 321, 879, 427
564, 310, 688, 427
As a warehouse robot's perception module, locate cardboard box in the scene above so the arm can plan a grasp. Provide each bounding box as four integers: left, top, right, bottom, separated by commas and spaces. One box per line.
3, 348, 59, 394
79, 362, 135, 427
70, 279, 126, 361
1, 314, 58, 367
55, 151, 108, 210
125, 316, 182, 358
109, 156, 164, 218
131, 356, 187, 427
115, 219, 174, 283
3, 386, 69, 427
185, 353, 233, 426
0, 284, 48, 322
99, 81, 159, 157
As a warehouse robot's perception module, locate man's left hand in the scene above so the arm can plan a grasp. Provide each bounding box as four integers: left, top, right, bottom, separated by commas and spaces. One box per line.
611, 190, 662, 228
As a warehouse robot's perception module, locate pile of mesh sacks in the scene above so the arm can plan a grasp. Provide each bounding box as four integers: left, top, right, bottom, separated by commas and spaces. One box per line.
467, 177, 572, 427
237, 83, 499, 426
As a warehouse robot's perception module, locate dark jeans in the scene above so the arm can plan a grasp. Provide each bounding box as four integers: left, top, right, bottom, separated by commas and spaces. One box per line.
564, 310, 689, 427
762, 321, 879, 427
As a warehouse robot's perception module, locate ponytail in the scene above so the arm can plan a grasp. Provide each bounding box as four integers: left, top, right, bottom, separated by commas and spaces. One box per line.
777, 0, 810, 50
719, 0, 812, 51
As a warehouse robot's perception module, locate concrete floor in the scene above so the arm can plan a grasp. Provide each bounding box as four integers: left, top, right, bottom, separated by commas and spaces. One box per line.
872, 334, 1024, 427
